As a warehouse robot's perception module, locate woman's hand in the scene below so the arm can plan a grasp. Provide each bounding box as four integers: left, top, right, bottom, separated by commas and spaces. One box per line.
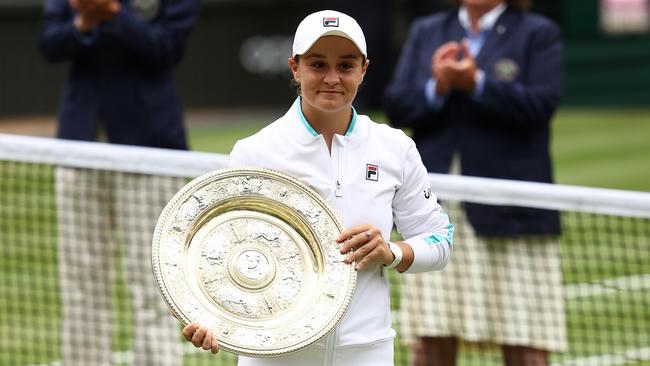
336, 225, 394, 271
182, 322, 220, 354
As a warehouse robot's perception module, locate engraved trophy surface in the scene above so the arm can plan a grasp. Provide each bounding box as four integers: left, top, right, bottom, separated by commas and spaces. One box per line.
152, 167, 356, 357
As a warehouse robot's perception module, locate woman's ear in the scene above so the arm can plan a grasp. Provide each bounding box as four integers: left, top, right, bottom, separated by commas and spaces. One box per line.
361, 58, 370, 78
359, 58, 369, 85
288, 57, 300, 83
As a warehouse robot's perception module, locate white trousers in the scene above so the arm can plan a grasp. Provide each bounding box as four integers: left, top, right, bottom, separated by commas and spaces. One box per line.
237, 337, 395, 366
56, 168, 186, 366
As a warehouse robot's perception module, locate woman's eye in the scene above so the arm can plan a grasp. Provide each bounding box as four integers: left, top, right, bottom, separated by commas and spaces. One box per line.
311, 62, 324, 69
340, 63, 353, 71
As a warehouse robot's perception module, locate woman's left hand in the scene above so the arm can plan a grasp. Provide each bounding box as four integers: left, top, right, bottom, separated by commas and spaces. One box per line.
336, 225, 394, 271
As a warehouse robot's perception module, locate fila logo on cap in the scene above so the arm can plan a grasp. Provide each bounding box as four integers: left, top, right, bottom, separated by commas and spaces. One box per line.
366, 164, 379, 181
323, 17, 339, 27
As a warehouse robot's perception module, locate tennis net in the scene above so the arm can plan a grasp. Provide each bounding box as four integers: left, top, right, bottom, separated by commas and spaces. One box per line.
1, 133, 649, 366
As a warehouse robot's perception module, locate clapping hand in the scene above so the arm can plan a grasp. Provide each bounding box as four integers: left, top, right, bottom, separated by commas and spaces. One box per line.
432, 39, 479, 94
69, 0, 121, 32
432, 41, 460, 96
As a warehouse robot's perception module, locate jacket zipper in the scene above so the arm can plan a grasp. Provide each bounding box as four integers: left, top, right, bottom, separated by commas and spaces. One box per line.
334, 140, 343, 204
325, 138, 344, 365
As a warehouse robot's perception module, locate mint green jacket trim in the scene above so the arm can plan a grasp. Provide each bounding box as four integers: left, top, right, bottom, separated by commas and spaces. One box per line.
295, 97, 318, 136
345, 106, 358, 136
424, 222, 454, 247
294, 97, 358, 137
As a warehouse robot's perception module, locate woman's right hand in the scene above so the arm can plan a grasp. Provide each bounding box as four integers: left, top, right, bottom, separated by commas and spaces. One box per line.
182, 322, 220, 354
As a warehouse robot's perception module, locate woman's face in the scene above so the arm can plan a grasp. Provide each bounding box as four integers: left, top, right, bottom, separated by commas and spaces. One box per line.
289, 36, 368, 114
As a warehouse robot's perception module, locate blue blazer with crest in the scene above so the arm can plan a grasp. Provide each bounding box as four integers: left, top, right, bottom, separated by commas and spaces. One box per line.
40, 0, 201, 150
384, 7, 563, 236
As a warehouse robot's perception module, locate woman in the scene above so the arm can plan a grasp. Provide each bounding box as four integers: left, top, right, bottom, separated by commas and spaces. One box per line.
183, 10, 454, 366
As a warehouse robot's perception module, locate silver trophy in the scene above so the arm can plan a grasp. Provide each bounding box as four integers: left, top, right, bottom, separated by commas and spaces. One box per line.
152, 167, 356, 357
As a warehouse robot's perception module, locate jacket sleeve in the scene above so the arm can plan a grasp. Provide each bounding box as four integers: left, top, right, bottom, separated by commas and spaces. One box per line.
39, 0, 97, 62
476, 20, 564, 129
383, 19, 443, 129
392, 139, 453, 273
105, 0, 201, 69
229, 140, 254, 168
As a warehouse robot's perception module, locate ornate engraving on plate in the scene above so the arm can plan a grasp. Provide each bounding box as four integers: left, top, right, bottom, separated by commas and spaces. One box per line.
152, 167, 356, 357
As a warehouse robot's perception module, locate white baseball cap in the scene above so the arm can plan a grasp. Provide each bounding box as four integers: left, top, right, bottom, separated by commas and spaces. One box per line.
292, 10, 367, 58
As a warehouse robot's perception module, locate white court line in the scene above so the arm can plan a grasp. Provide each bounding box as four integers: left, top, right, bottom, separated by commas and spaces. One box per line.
552, 346, 650, 366
564, 274, 650, 299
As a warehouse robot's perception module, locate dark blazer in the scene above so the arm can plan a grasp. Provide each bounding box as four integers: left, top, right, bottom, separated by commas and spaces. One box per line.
384, 7, 563, 236
40, 0, 201, 149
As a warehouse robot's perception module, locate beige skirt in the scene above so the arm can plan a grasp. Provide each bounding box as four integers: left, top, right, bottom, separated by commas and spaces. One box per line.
398, 201, 567, 352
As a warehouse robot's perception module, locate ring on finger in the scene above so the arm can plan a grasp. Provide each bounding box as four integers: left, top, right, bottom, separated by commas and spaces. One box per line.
365, 231, 372, 239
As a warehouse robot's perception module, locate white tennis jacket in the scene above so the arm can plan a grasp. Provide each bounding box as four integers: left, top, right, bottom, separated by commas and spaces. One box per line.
230, 98, 453, 366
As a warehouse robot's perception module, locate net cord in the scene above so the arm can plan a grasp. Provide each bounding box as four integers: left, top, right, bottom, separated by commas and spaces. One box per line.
0, 133, 227, 178
1, 133, 649, 218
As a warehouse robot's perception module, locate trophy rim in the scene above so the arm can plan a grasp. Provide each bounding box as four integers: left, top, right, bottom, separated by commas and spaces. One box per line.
152, 166, 356, 357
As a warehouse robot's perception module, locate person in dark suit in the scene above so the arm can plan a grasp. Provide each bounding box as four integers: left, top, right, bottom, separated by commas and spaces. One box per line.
384, 1, 566, 365
40, 1, 200, 365
40, 0, 199, 148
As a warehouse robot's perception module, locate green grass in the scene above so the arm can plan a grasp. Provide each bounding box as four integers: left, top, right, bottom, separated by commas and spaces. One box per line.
188, 121, 270, 154
551, 108, 650, 192
188, 107, 650, 192
1, 107, 650, 366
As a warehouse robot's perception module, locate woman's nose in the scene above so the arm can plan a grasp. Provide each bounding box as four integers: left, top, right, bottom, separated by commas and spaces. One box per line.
323, 68, 340, 85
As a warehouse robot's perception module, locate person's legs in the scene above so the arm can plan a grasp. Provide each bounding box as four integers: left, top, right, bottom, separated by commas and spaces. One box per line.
411, 336, 459, 366
57, 168, 115, 366
486, 235, 565, 366
114, 173, 186, 366
502, 345, 549, 366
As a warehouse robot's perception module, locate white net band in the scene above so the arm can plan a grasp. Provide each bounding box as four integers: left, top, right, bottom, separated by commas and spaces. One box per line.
2, 133, 648, 218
